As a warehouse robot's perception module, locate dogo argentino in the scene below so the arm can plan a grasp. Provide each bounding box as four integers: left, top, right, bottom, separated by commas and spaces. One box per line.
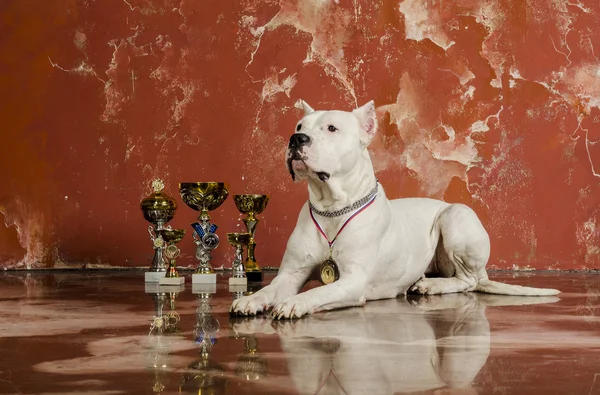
230, 100, 560, 319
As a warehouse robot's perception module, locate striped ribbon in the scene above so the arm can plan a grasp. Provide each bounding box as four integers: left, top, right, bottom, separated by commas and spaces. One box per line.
309, 194, 377, 249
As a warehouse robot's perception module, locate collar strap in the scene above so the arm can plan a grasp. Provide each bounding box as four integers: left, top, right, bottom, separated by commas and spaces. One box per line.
308, 180, 379, 218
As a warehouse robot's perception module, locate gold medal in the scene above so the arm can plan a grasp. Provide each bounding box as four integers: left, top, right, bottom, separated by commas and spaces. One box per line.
320, 258, 340, 285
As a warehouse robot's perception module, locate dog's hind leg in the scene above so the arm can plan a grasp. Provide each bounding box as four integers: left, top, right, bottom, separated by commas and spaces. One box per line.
411, 204, 490, 295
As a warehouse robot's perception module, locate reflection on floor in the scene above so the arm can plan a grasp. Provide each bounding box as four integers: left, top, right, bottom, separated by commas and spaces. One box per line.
0, 272, 598, 395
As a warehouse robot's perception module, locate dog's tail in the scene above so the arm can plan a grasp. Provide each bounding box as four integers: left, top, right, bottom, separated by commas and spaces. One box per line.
475, 277, 560, 296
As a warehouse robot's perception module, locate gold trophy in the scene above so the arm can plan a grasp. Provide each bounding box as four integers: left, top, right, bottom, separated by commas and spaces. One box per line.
141, 179, 178, 283
158, 228, 186, 286
227, 233, 251, 287
233, 195, 270, 283
179, 182, 229, 284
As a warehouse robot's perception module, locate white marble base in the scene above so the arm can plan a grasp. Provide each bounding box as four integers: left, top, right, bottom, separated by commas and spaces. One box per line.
192, 283, 217, 294
159, 276, 185, 286
192, 273, 217, 284
229, 277, 247, 285
145, 271, 166, 283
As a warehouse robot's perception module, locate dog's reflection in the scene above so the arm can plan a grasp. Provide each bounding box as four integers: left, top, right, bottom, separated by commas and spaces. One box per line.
231, 293, 558, 395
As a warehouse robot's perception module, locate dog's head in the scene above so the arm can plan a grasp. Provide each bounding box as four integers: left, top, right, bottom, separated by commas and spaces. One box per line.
286, 100, 377, 182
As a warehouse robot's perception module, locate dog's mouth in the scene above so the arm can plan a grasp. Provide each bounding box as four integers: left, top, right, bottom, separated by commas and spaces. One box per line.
287, 151, 306, 181
286, 151, 329, 182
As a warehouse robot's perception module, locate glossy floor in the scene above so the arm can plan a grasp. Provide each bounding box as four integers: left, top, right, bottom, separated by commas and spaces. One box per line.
0, 272, 598, 395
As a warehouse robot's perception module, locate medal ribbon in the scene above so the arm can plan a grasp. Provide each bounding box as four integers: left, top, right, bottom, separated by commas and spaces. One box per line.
309, 193, 377, 250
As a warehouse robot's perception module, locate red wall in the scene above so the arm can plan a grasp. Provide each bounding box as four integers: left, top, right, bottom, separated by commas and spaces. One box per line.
1, 0, 599, 270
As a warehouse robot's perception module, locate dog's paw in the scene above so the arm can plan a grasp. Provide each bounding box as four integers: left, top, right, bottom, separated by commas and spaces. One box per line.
271, 297, 310, 320
410, 279, 443, 295
229, 293, 271, 316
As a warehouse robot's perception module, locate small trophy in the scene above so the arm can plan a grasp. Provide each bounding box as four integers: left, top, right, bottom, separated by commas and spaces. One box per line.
158, 228, 186, 286
179, 182, 229, 284
141, 179, 178, 283
233, 195, 270, 283
227, 232, 251, 286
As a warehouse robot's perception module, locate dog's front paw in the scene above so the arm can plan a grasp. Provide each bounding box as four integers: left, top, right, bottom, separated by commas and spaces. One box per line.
230, 293, 271, 316
410, 279, 442, 295
271, 296, 311, 320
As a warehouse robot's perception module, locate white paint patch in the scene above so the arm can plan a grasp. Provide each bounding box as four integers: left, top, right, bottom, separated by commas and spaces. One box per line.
398, 0, 455, 50
261, 72, 297, 101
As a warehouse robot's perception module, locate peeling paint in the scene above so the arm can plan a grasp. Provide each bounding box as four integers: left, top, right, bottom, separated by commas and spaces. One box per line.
2, 0, 600, 270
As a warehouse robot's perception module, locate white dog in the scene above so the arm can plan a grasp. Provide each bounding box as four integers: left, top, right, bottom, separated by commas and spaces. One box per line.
230, 100, 560, 319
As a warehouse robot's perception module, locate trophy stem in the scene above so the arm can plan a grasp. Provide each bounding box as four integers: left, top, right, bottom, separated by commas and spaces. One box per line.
166, 260, 179, 278
243, 216, 261, 273
193, 215, 218, 275
232, 245, 246, 279
150, 246, 168, 272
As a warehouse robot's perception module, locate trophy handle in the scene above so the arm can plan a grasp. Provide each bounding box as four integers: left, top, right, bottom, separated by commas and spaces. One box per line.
148, 225, 156, 241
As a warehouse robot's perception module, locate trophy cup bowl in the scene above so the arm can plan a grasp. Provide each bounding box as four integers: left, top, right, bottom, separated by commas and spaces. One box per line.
180, 182, 229, 216
159, 228, 186, 244
233, 194, 269, 217
233, 195, 270, 283
179, 182, 229, 284
141, 180, 177, 226
226, 232, 252, 248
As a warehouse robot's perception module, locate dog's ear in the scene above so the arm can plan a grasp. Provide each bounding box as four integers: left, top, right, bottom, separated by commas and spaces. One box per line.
353, 100, 377, 145
300, 100, 315, 115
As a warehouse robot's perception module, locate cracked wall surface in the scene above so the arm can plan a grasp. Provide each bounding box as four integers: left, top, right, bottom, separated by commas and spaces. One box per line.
1, 0, 599, 270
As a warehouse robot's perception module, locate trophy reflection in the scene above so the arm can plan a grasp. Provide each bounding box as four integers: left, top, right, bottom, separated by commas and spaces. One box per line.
229, 317, 267, 381
180, 286, 227, 394
233, 194, 269, 283
141, 179, 178, 283
145, 283, 184, 394
179, 182, 229, 284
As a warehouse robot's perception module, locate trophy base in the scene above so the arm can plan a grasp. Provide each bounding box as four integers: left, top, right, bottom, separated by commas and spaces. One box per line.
192, 273, 217, 284
160, 276, 185, 286
245, 271, 263, 283
192, 283, 217, 294
229, 277, 247, 286
145, 271, 166, 283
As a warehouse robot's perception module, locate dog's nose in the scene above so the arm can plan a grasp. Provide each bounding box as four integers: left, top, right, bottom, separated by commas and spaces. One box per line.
289, 133, 311, 149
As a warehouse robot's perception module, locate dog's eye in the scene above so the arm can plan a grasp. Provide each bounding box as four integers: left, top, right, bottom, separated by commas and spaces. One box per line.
327, 125, 337, 132
296, 124, 302, 131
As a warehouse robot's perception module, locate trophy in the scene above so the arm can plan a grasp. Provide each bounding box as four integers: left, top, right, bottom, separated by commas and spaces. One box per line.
141, 179, 178, 283
227, 232, 251, 286
179, 182, 229, 284
233, 195, 270, 283
158, 228, 186, 286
